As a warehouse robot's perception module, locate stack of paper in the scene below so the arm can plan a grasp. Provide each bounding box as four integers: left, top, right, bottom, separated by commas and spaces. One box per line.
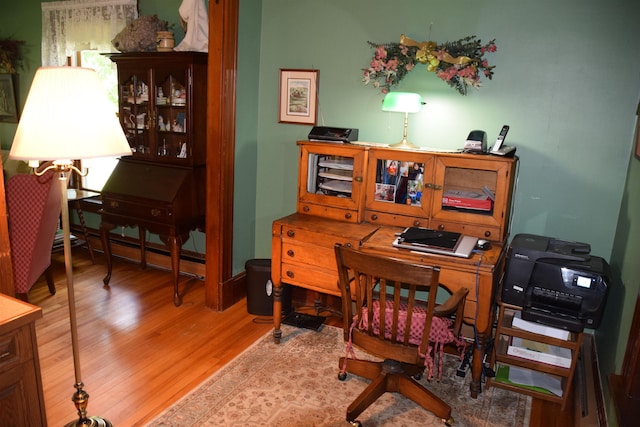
512, 311, 570, 340
507, 337, 572, 368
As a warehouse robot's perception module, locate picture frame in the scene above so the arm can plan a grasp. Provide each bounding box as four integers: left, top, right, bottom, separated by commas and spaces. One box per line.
278, 69, 318, 125
635, 101, 640, 160
0, 73, 18, 123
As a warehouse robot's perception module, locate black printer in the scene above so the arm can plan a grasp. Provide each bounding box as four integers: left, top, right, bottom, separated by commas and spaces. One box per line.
501, 234, 611, 332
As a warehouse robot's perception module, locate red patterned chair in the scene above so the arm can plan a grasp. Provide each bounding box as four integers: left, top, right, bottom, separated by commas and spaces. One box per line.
5, 170, 61, 301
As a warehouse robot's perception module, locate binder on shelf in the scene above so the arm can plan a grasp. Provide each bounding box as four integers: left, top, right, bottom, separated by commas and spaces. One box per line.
507, 337, 572, 368
495, 364, 563, 397
512, 311, 570, 340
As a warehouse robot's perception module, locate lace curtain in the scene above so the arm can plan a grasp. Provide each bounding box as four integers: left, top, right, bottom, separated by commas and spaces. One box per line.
41, 0, 138, 66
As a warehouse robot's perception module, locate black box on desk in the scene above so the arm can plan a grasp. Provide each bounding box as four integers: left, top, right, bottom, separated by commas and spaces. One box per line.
246, 259, 291, 316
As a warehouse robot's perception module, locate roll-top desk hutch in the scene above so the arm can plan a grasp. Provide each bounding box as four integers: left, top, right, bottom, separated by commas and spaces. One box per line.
272, 140, 518, 397
101, 52, 207, 306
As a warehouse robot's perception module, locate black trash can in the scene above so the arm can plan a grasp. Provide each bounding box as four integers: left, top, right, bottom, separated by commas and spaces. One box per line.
245, 259, 291, 316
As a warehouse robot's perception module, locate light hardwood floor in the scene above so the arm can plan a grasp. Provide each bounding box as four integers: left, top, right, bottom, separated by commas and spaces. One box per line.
28, 249, 272, 426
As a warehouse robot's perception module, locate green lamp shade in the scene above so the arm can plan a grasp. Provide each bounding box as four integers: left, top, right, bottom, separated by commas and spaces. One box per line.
381, 92, 423, 113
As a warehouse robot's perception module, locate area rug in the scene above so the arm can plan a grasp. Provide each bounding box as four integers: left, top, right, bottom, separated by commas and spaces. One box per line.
148, 325, 530, 426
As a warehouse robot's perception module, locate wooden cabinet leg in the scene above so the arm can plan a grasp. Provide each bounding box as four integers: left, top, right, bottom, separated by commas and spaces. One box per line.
139, 227, 147, 269
100, 223, 113, 286
273, 283, 283, 344
168, 235, 183, 307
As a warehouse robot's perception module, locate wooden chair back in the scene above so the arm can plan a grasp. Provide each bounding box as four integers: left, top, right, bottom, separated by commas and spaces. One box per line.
335, 244, 467, 366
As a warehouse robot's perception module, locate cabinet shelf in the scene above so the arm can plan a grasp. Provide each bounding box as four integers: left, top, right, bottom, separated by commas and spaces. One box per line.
489, 301, 582, 410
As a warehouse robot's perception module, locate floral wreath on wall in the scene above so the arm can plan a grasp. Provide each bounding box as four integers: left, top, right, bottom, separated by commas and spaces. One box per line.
362, 34, 497, 95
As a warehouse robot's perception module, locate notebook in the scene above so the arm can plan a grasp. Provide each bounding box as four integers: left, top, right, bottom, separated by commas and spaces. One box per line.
392, 227, 478, 258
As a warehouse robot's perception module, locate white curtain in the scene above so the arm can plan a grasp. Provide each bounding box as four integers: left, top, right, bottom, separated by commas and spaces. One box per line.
41, 0, 138, 66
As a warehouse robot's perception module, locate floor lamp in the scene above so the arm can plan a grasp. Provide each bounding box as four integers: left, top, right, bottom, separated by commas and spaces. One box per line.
9, 66, 131, 426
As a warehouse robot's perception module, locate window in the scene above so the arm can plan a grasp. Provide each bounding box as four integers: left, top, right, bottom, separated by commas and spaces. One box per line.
41, 0, 138, 191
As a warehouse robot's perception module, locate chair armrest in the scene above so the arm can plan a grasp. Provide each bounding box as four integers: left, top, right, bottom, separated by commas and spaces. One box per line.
434, 287, 469, 317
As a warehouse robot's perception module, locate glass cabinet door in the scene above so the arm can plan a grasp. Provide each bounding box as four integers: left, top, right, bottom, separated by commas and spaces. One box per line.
430, 155, 513, 241
297, 142, 367, 222
119, 72, 151, 159
364, 148, 434, 227
154, 69, 190, 163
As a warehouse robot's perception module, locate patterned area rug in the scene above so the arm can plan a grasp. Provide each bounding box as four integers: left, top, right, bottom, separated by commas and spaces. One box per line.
148, 325, 530, 426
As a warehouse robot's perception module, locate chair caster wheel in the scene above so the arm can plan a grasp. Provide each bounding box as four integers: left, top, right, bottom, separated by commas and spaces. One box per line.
413, 372, 423, 380
338, 371, 347, 381
348, 421, 362, 427
443, 416, 454, 426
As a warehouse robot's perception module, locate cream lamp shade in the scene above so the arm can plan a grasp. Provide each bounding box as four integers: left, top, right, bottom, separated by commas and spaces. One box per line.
9, 66, 131, 162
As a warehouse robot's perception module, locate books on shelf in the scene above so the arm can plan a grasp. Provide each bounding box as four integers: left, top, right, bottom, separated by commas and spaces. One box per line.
507, 337, 572, 368
512, 311, 570, 340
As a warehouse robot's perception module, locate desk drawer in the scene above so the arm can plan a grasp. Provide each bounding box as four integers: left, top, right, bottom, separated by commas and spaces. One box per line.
103, 197, 173, 222
280, 262, 340, 296
0, 328, 29, 372
282, 241, 336, 271
281, 225, 362, 249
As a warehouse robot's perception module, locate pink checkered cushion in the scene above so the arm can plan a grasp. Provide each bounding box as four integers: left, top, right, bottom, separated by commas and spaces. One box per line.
358, 299, 466, 381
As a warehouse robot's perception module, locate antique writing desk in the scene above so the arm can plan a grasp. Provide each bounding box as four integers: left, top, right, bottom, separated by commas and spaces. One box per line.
271, 213, 506, 398
271, 141, 517, 398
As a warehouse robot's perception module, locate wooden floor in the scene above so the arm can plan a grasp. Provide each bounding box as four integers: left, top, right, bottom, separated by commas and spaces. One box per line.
28, 249, 272, 426
25, 248, 582, 427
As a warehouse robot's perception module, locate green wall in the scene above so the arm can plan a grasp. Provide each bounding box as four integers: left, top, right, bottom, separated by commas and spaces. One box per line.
251, 0, 640, 422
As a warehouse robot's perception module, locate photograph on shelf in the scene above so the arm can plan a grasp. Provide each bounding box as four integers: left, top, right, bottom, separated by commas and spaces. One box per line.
278, 69, 319, 125
374, 183, 396, 202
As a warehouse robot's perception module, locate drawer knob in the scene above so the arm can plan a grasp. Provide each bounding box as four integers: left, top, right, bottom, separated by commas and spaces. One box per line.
413, 220, 421, 226
286, 270, 294, 278
287, 249, 295, 257
438, 224, 445, 230
354, 176, 363, 182
371, 214, 378, 221
484, 231, 491, 238
287, 230, 295, 238
303, 206, 310, 212
109, 201, 119, 208
345, 242, 352, 248
345, 213, 352, 219
151, 208, 161, 217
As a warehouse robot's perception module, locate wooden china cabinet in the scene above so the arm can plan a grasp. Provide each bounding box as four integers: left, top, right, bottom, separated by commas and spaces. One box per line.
100, 52, 207, 306
272, 140, 518, 397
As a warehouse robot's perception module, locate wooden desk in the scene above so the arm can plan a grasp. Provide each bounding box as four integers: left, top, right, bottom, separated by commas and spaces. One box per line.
271, 213, 507, 398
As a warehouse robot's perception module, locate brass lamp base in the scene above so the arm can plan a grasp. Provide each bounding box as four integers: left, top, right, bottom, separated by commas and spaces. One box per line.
64, 382, 112, 427
390, 138, 418, 149
65, 416, 112, 427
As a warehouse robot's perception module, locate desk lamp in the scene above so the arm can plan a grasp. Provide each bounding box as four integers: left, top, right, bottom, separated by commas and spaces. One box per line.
10, 66, 131, 427
382, 92, 424, 149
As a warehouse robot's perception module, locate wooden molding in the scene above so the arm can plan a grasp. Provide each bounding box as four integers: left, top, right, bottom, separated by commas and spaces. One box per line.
205, 0, 240, 310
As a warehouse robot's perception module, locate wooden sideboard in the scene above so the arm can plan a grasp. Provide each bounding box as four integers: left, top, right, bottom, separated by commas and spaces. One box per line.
0, 295, 46, 426
271, 141, 518, 397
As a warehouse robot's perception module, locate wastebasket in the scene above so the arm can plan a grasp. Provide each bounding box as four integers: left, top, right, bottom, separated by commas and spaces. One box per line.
245, 259, 291, 316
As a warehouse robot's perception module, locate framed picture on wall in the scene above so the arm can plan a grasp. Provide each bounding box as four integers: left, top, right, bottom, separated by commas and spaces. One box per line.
636, 101, 640, 160
0, 74, 18, 123
278, 69, 319, 125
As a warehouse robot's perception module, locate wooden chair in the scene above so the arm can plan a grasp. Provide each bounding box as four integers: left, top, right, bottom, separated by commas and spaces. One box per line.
5, 170, 61, 301
334, 244, 469, 426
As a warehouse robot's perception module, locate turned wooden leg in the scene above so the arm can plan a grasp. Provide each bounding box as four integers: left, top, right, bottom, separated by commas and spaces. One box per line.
168, 235, 183, 307
100, 223, 113, 286
138, 227, 147, 269
273, 283, 283, 343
